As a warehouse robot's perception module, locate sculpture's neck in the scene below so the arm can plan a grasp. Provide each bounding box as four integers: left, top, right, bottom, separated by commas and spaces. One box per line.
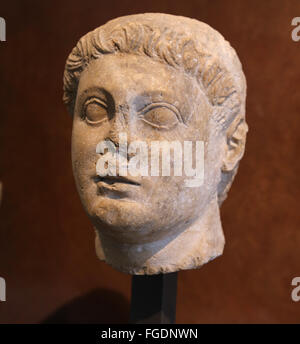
95, 198, 225, 274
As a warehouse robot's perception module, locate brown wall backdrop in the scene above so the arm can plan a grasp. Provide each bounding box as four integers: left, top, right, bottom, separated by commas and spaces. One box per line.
0, 0, 300, 324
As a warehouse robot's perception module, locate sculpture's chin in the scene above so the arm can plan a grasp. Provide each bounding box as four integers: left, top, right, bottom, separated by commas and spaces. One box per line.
88, 198, 160, 243
87, 196, 197, 245
93, 197, 225, 275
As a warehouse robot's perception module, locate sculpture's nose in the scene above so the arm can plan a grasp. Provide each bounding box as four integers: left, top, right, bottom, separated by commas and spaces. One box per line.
105, 106, 137, 147
101, 108, 139, 166
106, 116, 123, 147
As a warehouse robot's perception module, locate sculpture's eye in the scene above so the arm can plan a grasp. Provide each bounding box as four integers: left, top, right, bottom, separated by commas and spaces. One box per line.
83, 98, 108, 125
139, 103, 182, 130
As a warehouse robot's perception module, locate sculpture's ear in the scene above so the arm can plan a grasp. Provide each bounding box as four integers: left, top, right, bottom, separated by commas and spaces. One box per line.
222, 115, 248, 172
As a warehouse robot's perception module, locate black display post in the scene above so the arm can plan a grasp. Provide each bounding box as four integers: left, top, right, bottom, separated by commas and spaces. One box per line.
129, 272, 178, 324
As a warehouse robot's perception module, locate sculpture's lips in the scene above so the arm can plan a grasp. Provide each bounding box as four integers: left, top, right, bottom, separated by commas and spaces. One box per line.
94, 175, 141, 186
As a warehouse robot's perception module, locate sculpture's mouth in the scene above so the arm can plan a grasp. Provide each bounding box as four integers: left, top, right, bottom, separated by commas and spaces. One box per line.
93, 175, 141, 200
93, 175, 141, 186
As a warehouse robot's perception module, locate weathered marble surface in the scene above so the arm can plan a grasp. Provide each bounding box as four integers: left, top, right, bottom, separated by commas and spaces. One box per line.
63, 13, 248, 274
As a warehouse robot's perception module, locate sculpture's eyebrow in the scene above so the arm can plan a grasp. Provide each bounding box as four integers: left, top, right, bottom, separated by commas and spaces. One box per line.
132, 91, 178, 110
77, 87, 111, 105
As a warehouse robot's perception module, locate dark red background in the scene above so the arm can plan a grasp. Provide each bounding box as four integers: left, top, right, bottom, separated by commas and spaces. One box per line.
0, 0, 300, 323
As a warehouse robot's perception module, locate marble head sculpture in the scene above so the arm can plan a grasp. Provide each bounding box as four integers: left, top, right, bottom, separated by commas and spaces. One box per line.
63, 13, 248, 274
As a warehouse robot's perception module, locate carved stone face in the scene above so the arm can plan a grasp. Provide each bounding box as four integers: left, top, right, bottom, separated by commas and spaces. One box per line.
72, 54, 221, 243
65, 13, 247, 274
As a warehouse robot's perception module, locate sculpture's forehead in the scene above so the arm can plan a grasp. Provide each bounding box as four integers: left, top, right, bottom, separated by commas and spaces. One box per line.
78, 54, 202, 107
